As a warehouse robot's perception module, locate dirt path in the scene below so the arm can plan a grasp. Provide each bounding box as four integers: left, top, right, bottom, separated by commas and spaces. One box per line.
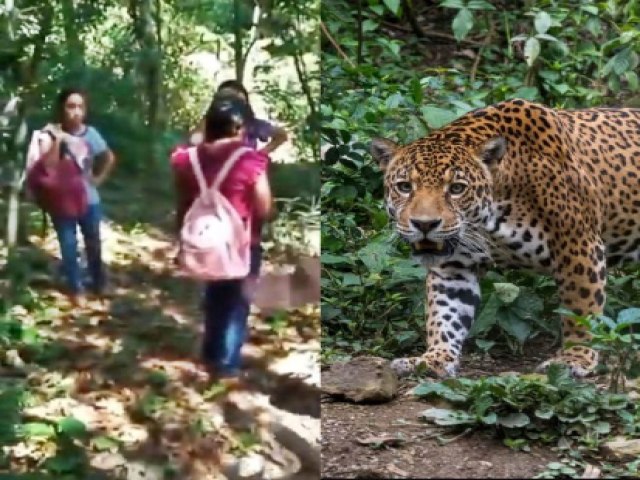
4, 215, 320, 479
321, 345, 567, 479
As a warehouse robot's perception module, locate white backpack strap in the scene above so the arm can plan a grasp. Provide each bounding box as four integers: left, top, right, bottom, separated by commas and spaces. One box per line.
212, 147, 252, 191
188, 147, 209, 197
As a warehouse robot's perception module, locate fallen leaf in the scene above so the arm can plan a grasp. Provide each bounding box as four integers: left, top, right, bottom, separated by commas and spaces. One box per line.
386, 463, 409, 477
581, 464, 601, 479
356, 434, 405, 448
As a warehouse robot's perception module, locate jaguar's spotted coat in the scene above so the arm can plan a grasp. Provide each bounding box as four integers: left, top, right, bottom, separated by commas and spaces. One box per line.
370, 99, 640, 378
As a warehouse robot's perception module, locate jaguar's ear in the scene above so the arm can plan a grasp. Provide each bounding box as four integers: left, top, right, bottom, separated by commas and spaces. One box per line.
476, 136, 507, 169
370, 137, 399, 171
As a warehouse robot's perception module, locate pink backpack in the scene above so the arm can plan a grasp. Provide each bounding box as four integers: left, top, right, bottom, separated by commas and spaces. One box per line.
177, 146, 253, 280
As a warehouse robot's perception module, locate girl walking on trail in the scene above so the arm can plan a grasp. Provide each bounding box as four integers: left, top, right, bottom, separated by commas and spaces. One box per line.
214, 79, 288, 154
171, 98, 274, 381
189, 80, 288, 155
29, 88, 116, 306
211, 80, 288, 250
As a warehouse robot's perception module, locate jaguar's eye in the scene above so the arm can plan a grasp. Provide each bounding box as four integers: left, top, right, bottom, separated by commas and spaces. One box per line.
396, 181, 412, 193
449, 182, 467, 195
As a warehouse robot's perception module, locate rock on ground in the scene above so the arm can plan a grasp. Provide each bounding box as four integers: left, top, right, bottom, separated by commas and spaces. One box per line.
321, 356, 398, 403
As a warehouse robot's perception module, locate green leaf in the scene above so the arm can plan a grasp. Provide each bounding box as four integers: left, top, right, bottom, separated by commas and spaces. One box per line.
452, 8, 474, 42
534, 406, 554, 419
362, 19, 379, 32
421, 106, 459, 129
21, 422, 56, 439
535, 33, 558, 42
383, 0, 401, 15
440, 0, 466, 8
57, 417, 87, 439
497, 412, 530, 428
617, 308, 640, 325
475, 338, 495, 352
357, 239, 391, 274
321, 254, 352, 266
604, 48, 632, 77
341, 273, 362, 286
92, 435, 120, 452
385, 93, 404, 109
420, 407, 476, 426
412, 382, 468, 402
534, 11, 552, 34
467, 0, 496, 9
493, 283, 519, 304
553, 84, 571, 95
524, 37, 541, 67
410, 77, 424, 104
468, 294, 501, 337
592, 421, 610, 434
44, 450, 85, 474
511, 86, 539, 101
580, 5, 599, 15
626, 71, 640, 91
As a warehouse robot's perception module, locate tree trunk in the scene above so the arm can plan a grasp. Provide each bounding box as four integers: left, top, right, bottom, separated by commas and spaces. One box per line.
234, 0, 245, 82
60, 0, 85, 68
130, 0, 162, 166
5, 3, 54, 247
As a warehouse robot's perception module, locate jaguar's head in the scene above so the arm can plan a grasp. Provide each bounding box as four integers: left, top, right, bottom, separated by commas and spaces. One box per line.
370, 135, 506, 266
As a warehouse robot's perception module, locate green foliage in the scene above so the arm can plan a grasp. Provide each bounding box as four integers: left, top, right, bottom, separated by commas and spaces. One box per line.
560, 307, 640, 392
416, 365, 637, 451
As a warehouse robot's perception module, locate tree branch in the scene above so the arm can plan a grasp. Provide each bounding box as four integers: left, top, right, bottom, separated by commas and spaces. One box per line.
320, 21, 354, 68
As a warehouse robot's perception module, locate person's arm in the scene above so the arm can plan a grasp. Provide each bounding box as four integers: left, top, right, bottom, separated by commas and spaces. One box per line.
92, 149, 116, 186
259, 125, 288, 155
252, 171, 275, 221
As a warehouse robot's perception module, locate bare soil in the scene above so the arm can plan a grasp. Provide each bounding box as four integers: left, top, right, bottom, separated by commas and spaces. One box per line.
321, 339, 565, 479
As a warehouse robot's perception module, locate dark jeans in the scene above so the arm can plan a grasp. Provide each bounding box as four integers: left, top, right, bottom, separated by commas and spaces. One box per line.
202, 245, 262, 377
52, 203, 104, 295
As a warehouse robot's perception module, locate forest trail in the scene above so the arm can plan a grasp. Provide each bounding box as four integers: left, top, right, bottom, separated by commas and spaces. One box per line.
2, 210, 320, 480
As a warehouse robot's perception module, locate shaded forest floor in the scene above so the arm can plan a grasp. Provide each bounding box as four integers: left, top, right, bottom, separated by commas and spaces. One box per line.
321, 345, 559, 479
0, 178, 320, 479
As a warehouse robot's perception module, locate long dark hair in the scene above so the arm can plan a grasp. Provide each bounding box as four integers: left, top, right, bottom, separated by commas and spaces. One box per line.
203, 97, 250, 142
213, 80, 255, 120
54, 87, 88, 124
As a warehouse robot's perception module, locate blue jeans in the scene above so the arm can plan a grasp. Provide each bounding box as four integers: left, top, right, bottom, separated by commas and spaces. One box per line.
202, 245, 262, 377
52, 203, 104, 295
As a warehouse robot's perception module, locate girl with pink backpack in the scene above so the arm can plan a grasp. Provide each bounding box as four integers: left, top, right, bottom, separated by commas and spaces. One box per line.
171, 98, 273, 381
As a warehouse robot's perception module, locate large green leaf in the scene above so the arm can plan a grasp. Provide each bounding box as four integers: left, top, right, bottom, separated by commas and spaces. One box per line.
382, 0, 401, 15
452, 8, 474, 42
497, 412, 530, 428
493, 283, 519, 304
420, 407, 476, 426
57, 417, 88, 439
468, 294, 501, 337
524, 37, 541, 67
497, 310, 532, 344
421, 106, 459, 129
534, 11, 552, 35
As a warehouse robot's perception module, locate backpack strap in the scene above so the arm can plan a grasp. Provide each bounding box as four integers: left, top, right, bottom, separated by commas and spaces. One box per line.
212, 147, 252, 191
187, 147, 209, 197
188, 145, 252, 199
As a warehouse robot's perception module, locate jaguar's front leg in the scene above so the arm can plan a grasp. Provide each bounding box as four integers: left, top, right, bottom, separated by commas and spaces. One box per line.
391, 267, 480, 378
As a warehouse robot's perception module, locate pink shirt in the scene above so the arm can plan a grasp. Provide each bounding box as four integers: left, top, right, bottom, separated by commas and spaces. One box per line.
171, 140, 268, 244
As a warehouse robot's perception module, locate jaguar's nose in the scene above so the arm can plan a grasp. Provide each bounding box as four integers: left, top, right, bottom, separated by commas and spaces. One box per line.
410, 218, 442, 234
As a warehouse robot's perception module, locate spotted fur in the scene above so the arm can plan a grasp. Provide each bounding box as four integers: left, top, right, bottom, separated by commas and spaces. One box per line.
370, 99, 640, 378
